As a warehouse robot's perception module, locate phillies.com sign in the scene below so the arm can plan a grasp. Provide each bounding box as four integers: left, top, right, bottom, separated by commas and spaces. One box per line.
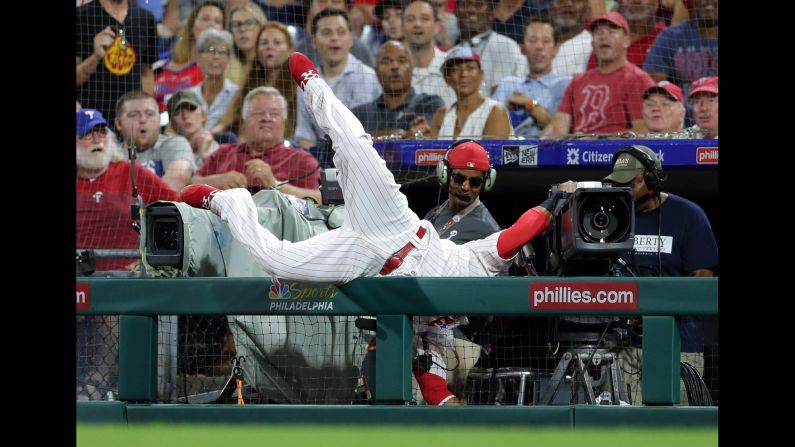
529, 281, 638, 310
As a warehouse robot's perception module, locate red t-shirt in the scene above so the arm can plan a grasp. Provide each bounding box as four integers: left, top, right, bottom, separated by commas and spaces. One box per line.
587, 21, 667, 70
153, 62, 204, 111
198, 142, 322, 193
558, 63, 656, 134
77, 162, 180, 271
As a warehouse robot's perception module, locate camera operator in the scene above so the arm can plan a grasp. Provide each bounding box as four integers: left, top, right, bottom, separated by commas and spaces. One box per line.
603, 144, 717, 405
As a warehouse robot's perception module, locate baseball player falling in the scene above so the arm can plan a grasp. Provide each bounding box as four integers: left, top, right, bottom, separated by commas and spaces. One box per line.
182, 52, 573, 405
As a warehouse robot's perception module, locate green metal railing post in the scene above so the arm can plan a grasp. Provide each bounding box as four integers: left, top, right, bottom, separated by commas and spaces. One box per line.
642, 316, 681, 405
118, 315, 158, 402
374, 314, 413, 403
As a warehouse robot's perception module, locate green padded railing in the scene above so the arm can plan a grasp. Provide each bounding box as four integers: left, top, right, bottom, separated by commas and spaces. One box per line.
76, 276, 717, 421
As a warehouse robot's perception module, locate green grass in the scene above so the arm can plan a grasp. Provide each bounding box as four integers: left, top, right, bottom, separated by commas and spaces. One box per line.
77, 425, 717, 447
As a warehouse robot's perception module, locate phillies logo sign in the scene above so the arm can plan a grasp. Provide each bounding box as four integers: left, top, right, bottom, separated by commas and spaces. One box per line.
415, 149, 447, 166
696, 147, 718, 164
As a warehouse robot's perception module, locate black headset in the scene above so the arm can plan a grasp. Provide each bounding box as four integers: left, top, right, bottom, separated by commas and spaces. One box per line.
612, 145, 667, 197
435, 139, 497, 192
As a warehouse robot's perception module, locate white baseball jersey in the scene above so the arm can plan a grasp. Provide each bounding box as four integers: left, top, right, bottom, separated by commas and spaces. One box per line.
210, 76, 515, 284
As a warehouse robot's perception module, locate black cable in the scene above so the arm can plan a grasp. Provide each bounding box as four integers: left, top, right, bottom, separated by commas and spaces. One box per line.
127, 139, 142, 233
680, 361, 712, 406
657, 197, 663, 277
279, 162, 322, 185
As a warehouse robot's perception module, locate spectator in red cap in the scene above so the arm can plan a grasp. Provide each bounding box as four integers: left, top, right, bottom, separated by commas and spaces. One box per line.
541, 11, 656, 138
642, 80, 686, 134
412, 46, 512, 139
687, 76, 717, 138
586, 0, 667, 71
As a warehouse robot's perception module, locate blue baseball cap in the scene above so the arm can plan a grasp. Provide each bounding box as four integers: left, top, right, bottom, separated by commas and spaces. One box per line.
76, 109, 109, 137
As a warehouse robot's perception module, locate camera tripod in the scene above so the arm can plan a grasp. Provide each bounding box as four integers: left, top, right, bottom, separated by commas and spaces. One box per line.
539, 333, 629, 405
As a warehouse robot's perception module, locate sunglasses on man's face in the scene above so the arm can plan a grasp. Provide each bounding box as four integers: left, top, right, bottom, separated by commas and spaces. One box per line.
451, 173, 484, 188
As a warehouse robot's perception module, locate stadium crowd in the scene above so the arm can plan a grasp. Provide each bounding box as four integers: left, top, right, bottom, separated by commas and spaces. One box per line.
76, 0, 718, 405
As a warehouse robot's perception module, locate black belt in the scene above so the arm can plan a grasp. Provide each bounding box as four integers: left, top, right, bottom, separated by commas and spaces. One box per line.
380, 227, 427, 275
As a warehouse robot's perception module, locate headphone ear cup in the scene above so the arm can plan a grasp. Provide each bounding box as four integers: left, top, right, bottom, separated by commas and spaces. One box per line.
483, 167, 496, 192
436, 159, 449, 187
657, 170, 667, 191
647, 168, 665, 194
644, 170, 658, 194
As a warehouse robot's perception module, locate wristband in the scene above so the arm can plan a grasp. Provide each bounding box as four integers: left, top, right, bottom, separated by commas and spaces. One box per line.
525, 98, 538, 113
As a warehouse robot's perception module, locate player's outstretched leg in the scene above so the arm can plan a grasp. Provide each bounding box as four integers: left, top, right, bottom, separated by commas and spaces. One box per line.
288, 52, 418, 253
183, 185, 381, 283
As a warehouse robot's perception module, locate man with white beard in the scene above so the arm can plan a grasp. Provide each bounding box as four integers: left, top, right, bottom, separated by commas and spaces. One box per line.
76, 108, 180, 272
76, 109, 180, 402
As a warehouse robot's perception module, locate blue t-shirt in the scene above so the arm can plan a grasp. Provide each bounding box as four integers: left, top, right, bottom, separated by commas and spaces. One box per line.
621, 193, 718, 352
642, 20, 718, 100
492, 72, 571, 137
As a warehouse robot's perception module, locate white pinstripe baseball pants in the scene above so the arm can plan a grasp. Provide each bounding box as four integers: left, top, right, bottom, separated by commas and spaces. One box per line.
211, 77, 514, 284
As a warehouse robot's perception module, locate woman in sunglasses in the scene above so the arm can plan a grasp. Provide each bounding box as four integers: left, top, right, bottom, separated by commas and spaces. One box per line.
409, 47, 512, 140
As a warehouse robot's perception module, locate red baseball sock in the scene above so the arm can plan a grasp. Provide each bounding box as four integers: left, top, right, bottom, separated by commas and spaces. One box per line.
288, 52, 319, 91
413, 367, 455, 405
181, 184, 219, 210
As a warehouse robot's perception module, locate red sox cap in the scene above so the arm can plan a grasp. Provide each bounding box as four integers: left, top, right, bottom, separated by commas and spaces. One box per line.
689, 76, 719, 98
588, 11, 630, 35
643, 81, 684, 103
447, 141, 490, 172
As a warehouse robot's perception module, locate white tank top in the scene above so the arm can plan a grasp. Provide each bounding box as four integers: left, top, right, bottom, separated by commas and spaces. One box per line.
438, 97, 509, 139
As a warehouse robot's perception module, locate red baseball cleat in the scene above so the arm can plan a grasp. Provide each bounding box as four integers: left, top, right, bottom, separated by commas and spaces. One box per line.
181, 184, 219, 210
288, 52, 319, 90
